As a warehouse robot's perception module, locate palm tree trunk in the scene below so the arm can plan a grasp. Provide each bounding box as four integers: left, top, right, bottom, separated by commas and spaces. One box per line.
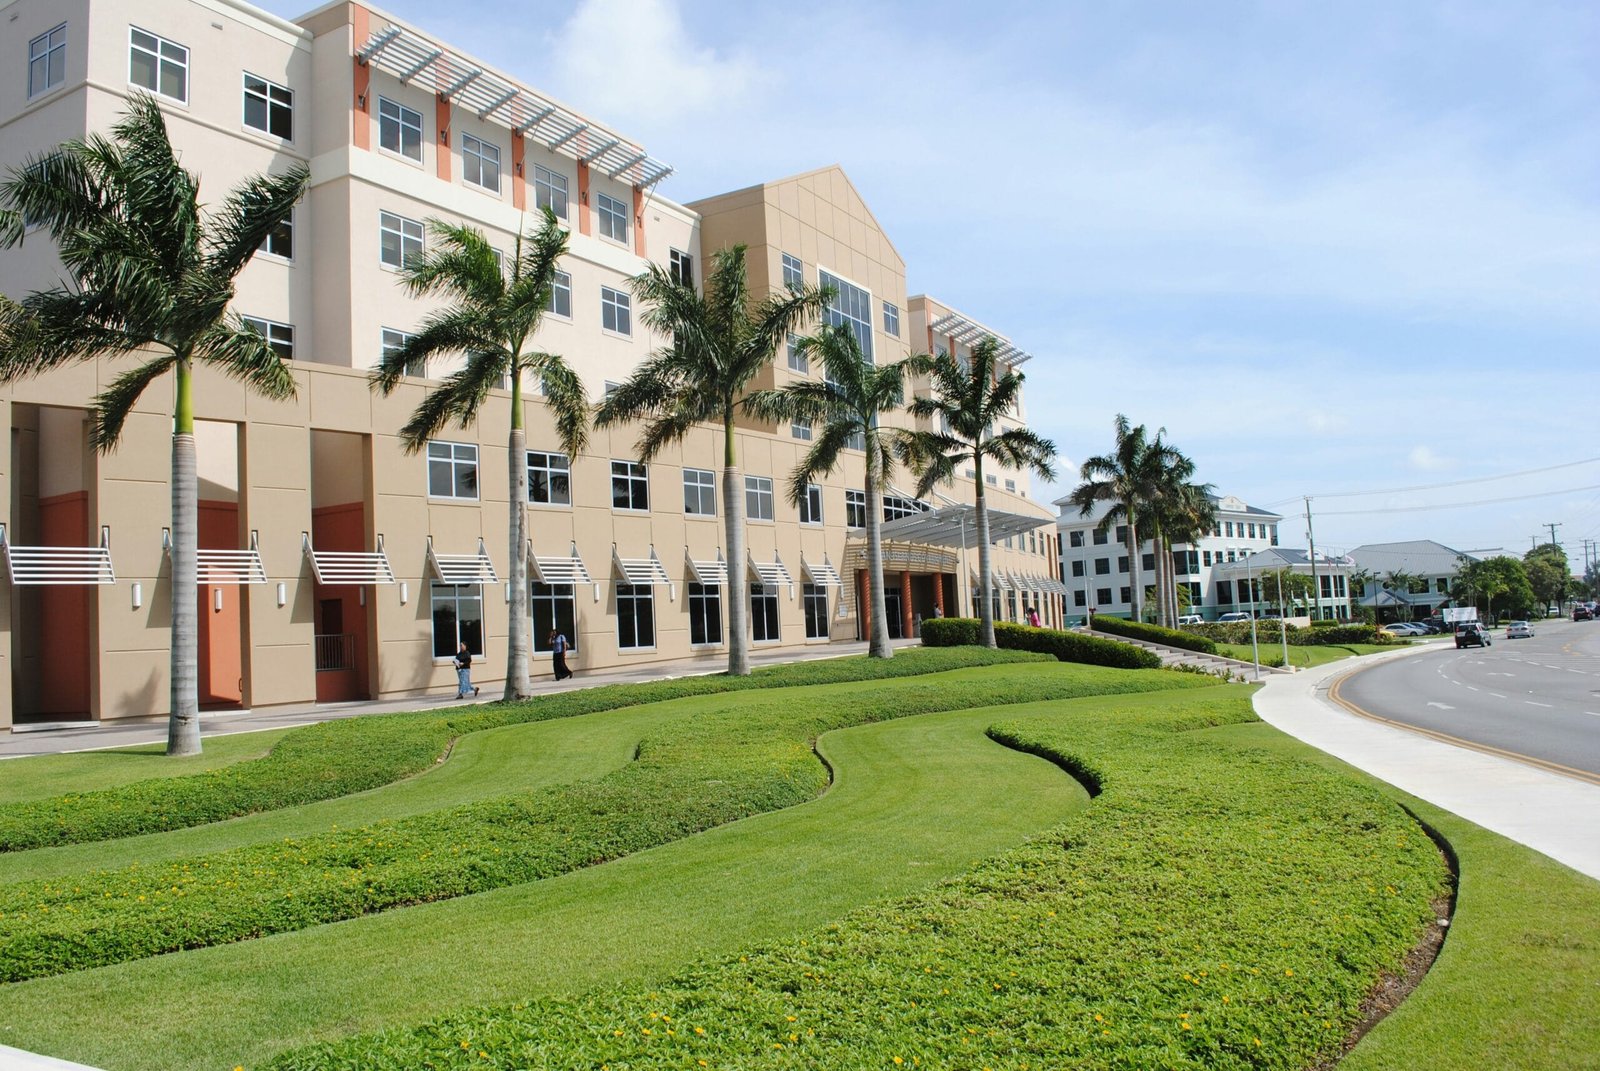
167, 362, 201, 756
1125, 516, 1142, 623
723, 414, 750, 675
864, 447, 893, 659
504, 393, 532, 698
975, 459, 996, 648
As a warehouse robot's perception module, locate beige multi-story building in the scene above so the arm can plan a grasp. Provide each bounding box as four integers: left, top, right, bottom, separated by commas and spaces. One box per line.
0, 0, 1062, 728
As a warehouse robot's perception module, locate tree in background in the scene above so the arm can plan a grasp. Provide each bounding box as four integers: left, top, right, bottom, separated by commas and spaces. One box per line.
1523, 542, 1571, 611
1069, 415, 1174, 627
1456, 555, 1536, 621
1260, 568, 1315, 614
1151, 480, 1215, 627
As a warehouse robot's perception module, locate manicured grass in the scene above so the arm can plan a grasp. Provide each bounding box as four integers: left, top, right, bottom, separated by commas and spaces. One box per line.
1216, 642, 1397, 669
0, 728, 290, 806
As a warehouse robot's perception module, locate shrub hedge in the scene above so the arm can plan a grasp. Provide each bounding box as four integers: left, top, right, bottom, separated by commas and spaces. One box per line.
1184, 620, 1392, 647
267, 687, 1447, 1071
922, 618, 1163, 670
0, 647, 1046, 854
1089, 615, 1219, 654
0, 661, 1207, 982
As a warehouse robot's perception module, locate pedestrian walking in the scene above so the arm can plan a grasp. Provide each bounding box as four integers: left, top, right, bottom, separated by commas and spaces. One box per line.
1027, 605, 1041, 628
549, 629, 574, 682
453, 642, 479, 698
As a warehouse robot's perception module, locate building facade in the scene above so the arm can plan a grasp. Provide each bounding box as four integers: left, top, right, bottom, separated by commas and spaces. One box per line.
1211, 547, 1354, 621
0, 0, 1062, 727
1347, 539, 1473, 621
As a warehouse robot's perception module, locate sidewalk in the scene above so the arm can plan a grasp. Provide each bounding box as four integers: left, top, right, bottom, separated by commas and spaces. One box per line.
1252, 646, 1600, 881
1, 637, 921, 759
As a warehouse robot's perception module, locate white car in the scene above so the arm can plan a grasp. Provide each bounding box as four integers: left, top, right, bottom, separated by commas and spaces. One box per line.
1217, 611, 1251, 622
1507, 621, 1534, 639
1177, 614, 1204, 626
1381, 622, 1424, 636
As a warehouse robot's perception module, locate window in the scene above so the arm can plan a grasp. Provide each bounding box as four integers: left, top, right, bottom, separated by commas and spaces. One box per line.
1094, 558, 1110, 576
461, 133, 500, 192
1071, 560, 1085, 578
1007, 590, 1018, 621
843, 429, 866, 451
846, 489, 867, 529
803, 584, 829, 639
611, 460, 648, 511
1436, 577, 1449, 593
1097, 588, 1113, 606
431, 583, 484, 659
427, 441, 478, 500
799, 483, 823, 525
1247, 523, 1257, 539
791, 419, 812, 441
986, 474, 998, 487
786, 332, 808, 374
596, 192, 629, 243
617, 584, 654, 649
1216, 582, 1233, 604
683, 468, 716, 516
527, 451, 570, 505
818, 269, 873, 362
1070, 530, 1085, 548
688, 583, 722, 646
751, 583, 780, 642
601, 286, 631, 335
531, 583, 577, 654
380, 211, 424, 270
29, 24, 66, 98
243, 73, 293, 140
1115, 525, 1128, 544
781, 252, 803, 289
1270, 525, 1279, 546
1335, 575, 1347, 597
129, 27, 187, 102
1202, 550, 1212, 567
882, 301, 899, 338
883, 495, 926, 522
1120, 587, 1132, 605
1004, 479, 1016, 493
745, 475, 774, 521
670, 249, 694, 288
1117, 556, 1129, 573
544, 270, 572, 318
1225, 521, 1235, 537
240, 316, 293, 359
377, 97, 423, 161
533, 164, 568, 218
1143, 553, 1156, 572
1073, 591, 1086, 607
259, 214, 293, 260
1028, 531, 1037, 553
1092, 529, 1108, 546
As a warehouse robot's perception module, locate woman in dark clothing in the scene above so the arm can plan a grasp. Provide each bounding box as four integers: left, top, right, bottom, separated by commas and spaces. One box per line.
549, 630, 573, 682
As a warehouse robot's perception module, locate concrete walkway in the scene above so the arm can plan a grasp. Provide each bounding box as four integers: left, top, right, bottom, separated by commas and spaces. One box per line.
1253, 644, 1600, 881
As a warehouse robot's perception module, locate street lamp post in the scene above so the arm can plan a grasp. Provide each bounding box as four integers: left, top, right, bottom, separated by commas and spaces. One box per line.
1245, 554, 1261, 680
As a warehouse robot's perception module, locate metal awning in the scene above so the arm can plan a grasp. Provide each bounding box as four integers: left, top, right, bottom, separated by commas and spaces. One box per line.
1012, 572, 1039, 594
357, 25, 673, 189
802, 555, 842, 588
686, 549, 728, 586
1036, 576, 1068, 596
614, 546, 674, 598
163, 529, 269, 584
842, 542, 959, 573
748, 552, 794, 595
1, 524, 115, 585
878, 503, 1051, 548
531, 542, 593, 586
974, 569, 1012, 592
428, 536, 498, 584
304, 532, 396, 585
927, 312, 1032, 366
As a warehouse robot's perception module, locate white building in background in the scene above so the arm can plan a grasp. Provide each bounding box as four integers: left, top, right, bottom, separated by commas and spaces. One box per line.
1347, 539, 1474, 620
1211, 547, 1355, 621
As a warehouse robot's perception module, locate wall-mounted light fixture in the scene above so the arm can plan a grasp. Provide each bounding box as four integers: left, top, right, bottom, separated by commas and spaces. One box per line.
399, 581, 409, 605
132, 582, 143, 610
276, 582, 287, 608
213, 589, 224, 612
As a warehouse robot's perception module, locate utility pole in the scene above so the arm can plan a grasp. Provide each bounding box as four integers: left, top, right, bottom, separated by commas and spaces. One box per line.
1545, 521, 1561, 551
1305, 496, 1321, 622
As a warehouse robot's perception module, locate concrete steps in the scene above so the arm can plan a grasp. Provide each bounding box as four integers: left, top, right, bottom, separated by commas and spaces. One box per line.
1073, 628, 1292, 677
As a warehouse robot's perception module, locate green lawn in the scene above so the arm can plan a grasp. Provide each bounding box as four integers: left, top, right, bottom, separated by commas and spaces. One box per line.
0, 728, 290, 806
1216, 641, 1398, 669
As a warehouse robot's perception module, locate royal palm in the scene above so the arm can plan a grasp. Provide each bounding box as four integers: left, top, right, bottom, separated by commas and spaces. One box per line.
1069, 415, 1178, 626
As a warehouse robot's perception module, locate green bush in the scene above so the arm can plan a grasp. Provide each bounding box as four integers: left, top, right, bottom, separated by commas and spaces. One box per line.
1090, 615, 1219, 654
1184, 620, 1390, 648
922, 619, 1162, 670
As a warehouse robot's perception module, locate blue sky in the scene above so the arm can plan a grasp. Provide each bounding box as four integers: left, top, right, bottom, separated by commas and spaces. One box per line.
264, 0, 1600, 564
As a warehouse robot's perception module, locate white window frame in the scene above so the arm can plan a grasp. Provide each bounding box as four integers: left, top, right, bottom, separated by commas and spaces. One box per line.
258, 212, 293, 262
799, 483, 823, 525
803, 583, 829, 640
745, 475, 774, 522
28, 23, 66, 99
533, 164, 568, 218
818, 266, 873, 363
781, 252, 803, 289
427, 440, 479, 501
461, 133, 501, 193
791, 419, 812, 441
431, 582, 485, 660
379, 211, 424, 271
243, 72, 293, 141
601, 286, 631, 336
786, 332, 808, 374
683, 468, 716, 517
616, 583, 655, 650
240, 316, 293, 359
688, 582, 723, 647
545, 270, 572, 319
611, 460, 649, 512
377, 96, 423, 163
845, 489, 867, 529
129, 26, 187, 104
751, 583, 781, 643
527, 450, 571, 506
669, 248, 694, 289
596, 192, 629, 243
882, 301, 899, 338
380, 328, 422, 375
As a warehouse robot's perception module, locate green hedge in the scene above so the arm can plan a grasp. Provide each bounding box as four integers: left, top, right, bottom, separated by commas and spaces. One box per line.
1184, 620, 1391, 647
1090, 615, 1219, 654
0, 647, 1046, 854
922, 619, 1163, 670
0, 659, 1208, 983
267, 687, 1447, 1071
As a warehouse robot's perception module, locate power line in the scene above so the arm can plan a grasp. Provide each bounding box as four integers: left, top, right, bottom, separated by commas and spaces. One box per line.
1313, 482, 1600, 517
1262, 456, 1600, 507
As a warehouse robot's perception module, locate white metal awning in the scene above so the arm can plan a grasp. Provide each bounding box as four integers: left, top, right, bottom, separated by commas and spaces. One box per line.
927, 312, 1032, 366
748, 552, 794, 595
841, 542, 959, 573
974, 569, 1012, 592
686, 549, 728, 586
428, 536, 498, 584
1037, 576, 1068, 596
1, 524, 115, 585
162, 529, 269, 584
531, 542, 593, 586
304, 532, 396, 585
614, 546, 674, 598
879, 503, 1051, 548
802, 554, 843, 588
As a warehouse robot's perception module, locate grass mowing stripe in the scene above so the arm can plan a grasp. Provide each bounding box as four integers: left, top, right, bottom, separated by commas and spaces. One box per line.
0, 729, 291, 806
0, 699, 1101, 1071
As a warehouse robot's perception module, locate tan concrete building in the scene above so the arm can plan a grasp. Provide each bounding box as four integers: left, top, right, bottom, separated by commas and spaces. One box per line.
0, 0, 1062, 728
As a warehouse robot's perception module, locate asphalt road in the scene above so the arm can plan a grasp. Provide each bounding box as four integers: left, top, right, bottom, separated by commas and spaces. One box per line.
1337, 617, 1600, 784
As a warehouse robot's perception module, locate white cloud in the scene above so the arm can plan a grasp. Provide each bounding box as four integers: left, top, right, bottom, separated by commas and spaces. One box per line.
1408, 445, 1453, 471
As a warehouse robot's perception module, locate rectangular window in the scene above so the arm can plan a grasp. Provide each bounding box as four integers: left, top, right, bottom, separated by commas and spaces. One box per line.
545, 270, 572, 318
240, 316, 293, 359
129, 27, 187, 102
1247, 523, 1257, 539
1143, 553, 1157, 572
29, 23, 66, 98
1097, 587, 1113, 606
1115, 525, 1128, 544
818, 268, 873, 362
617, 584, 655, 649
531, 583, 577, 654
669, 248, 694, 288
786, 332, 808, 374
1120, 586, 1132, 605
1270, 525, 1280, 545
431, 583, 484, 659
611, 460, 648, 511
243, 73, 293, 140
1320, 575, 1334, 599
380, 211, 424, 270
1004, 478, 1016, 493
791, 419, 812, 441
601, 286, 631, 335
1335, 575, 1347, 597
259, 214, 293, 260
427, 441, 478, 500
1092, 529, 1108, 546
688, 583, 722, 646
1118, 556, 1129, 573
846, 489, 867, 529
799, 483, 823, 525
745, 475, 774, 521
1216, 581, 1233, 604
803, 583, 829, 639
1071, 560, 1085, 578
843, 429, 866, 451
781, 252, 803, 289
1225, 521, 1235, 537
1094, 558, 1110, 576
1007, 590, 1019, 622
683, 468, 716, 516
1074, 590, 1087, 607
1202, 550, 1212, 566
533, 164, 568, 218
1070, 530, 1085, 548
1436, 577, 1449, 593
596, 192, 629, 242
381, 327, 428, 376
883, 495, 926, 522
527, 450, 571, 505
377, 97, 422, 161
751, 583, 780, 642
461, 133, 501, 192
882, 301, 899, 338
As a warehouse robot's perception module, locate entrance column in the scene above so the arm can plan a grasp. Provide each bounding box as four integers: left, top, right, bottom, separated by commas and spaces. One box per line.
933, 573, 945, 616
857, 569, 871, 642
900, 569, 913, 638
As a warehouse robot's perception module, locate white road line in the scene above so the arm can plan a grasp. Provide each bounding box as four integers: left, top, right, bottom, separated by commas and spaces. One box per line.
1489, 693, 1507, 698
1467, 686, 1479, 692
1526, 701, 1553, 708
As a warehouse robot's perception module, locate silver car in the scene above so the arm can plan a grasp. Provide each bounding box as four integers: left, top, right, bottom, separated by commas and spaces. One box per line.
1507, 621, 1534, 639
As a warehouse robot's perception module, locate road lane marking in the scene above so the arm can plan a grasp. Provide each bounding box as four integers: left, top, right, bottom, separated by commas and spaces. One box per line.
1526, 701, 1553, 708
1489, 693, 1507, 698
1466, 686, 1479, 691
1426, 702, 1455, 710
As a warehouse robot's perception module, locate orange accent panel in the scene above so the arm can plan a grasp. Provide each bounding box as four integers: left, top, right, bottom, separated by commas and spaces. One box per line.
633, 186, 646, 257
312, 503, 371, 702
900, 570, 914, 637
511, 132, 527, 211
36, 492, 91, 716
933, 573, 945, 614
197, 501, 242, 705
577, 161, 592, 237
351, 5, 371, 151
857, 569, 870, 642
435, 98, 452, 182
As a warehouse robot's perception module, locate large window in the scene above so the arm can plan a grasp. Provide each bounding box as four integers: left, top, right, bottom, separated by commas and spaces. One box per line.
688, 583, 722, 646
683, 468, 716, 516
259, 214, 293, 260
751, 583, 780, 642
240, 316, 293, 359
845, 489, 867, 529
531, 583, 577, 654
617, 584, 654, 649
431, 583, 484, 659
380, 211, 424, 270
799, 483, 823, 525
461, 133, 500, 192
597, 192, 629, 243
803, 583, 828, 639
1094, 558, 1110, 576
129, 27, 186, 102
791, 419, 812, 441
818, 269, 873, 362
545, 270, 572, 318
527, 450, 570, 505
1092, 529, 1108, 546
381, 328, 423, 375
428, 441, 478, 500
883, 495, 926, 522
243, 73, 293, 140
601, 286, 631, 335
29, 24, 66, 98
670, 248, 694, 288
1070, 530, 1085, 548
533, 164, 568, 218
1097, 587, 1113, 606
378, 97, 422, 161
611, 460, 648, 511
786, 333, 808, 374
781, 252, 803, 289
745, 475, 774, 521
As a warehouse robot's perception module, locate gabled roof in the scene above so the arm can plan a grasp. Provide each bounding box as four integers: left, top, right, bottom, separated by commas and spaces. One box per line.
1347, 540, 1473, 577
686, 165, 906, 270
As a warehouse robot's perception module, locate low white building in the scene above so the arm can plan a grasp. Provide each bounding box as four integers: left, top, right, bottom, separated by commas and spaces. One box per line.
1347, 540, 1474, 621
1211, 548, 1355, 621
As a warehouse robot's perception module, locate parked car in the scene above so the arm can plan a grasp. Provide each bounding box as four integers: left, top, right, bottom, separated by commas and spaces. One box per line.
1576, 605, 1594, 622
1381, 622, 1425, 636
1217, 611, 1252, 623
1177, 614, 1204, 626
1455, 623, 1491, 648
1507, 621, 1534, 639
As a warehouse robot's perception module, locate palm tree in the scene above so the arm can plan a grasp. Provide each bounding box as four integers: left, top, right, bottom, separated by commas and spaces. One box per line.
745, 324, 920, 659
901, 336, 1058, 648
1155, 480, 1215, 626
371, 210, 587, 700
0, 94, 305, 756
595, 245, 826, 675
1068, 415, 1175, 627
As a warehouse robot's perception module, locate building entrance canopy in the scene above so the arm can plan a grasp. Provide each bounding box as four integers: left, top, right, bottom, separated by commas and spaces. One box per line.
878, 503, 1047, 548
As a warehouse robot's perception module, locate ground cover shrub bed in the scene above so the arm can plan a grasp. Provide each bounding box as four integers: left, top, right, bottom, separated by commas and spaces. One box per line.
1186, 621, 1393, 648
1089, 615, 1220, 654
0, 647, 1044, 853
268, 688, 1447, 1071
923, 618, 1162, 669
0, 662, 1207, 982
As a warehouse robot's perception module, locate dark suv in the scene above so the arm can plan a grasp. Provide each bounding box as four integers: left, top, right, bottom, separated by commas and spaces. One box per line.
1455, 623, 1491, 648
1576, 605, 1594, 622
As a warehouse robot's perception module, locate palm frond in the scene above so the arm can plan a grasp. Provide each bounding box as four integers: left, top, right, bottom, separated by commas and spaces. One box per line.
593, 352, 690, 429
786, 421, 854, 506
982, 426, 1059, 482
395, 348, 503, 452
523, 351, 589, 460
90, 353, 177, 450
204, 165, 309, 281
404, 220, 505, 307
194, 319, 297, 401
370, 308, 498, 395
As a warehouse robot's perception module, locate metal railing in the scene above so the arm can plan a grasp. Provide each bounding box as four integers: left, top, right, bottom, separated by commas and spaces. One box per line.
314, 633, 355, 672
